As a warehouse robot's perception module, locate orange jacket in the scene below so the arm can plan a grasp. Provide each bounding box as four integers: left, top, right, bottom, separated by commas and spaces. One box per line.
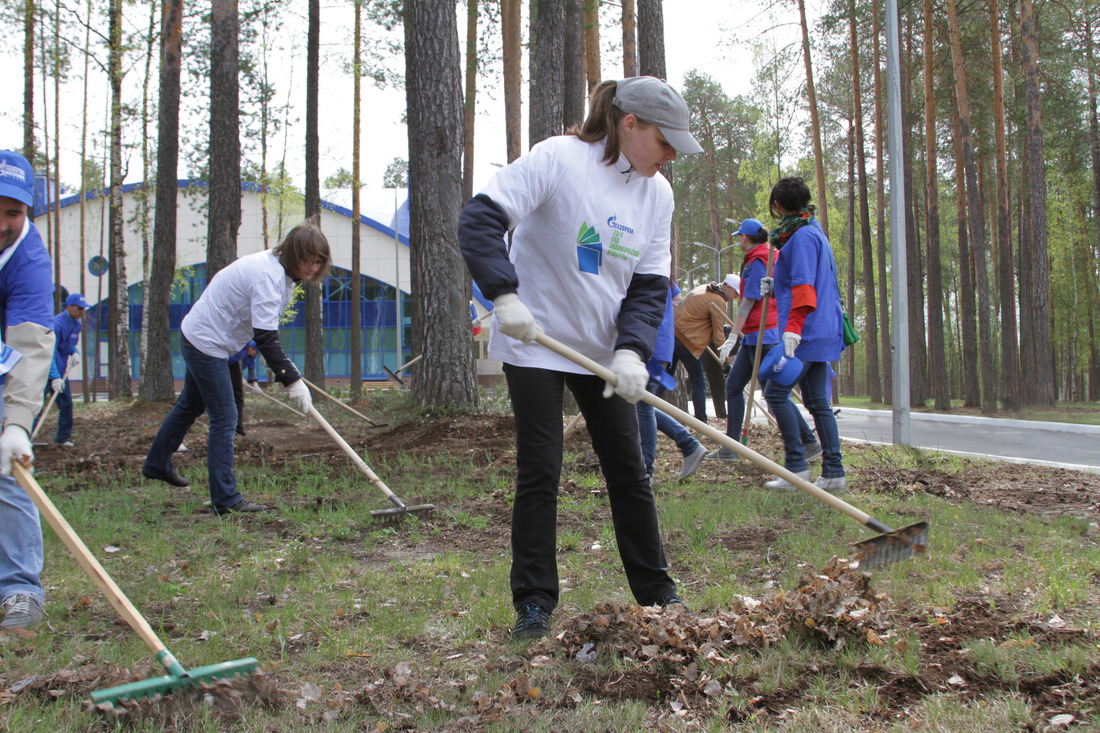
674, 282, 728, 357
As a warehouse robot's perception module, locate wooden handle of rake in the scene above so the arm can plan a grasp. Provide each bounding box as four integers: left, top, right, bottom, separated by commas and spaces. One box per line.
30, 361, 74, 441
742, 246, 774, 443
533, 332, 896, 535
710, 301, 736, 328
301, 378, 383, 426
11, 463, 183, 673
306, 405, 406, 509
245, 381, 306, 417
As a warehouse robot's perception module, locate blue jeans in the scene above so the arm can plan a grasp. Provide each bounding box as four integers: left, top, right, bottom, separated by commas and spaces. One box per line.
0, 384, 45, 604
672, 339, 708, 421
143, 338, 243, 512
726, 343, 815, 444
637, 380, 702, 478
764, 360, 844, 477
33, 381, 73, 443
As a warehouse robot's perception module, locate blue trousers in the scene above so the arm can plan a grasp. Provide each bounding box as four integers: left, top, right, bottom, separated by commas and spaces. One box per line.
671, 338, 709, 421
143, 337, 243, 512
33, 381, 73, 443
726, 342, 815, 444
637, 380, 701, 479
763, 360, 844, 477
0, 384, 44, 604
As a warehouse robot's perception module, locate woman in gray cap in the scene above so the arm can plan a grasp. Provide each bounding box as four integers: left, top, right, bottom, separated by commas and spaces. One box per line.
459, 77, 702, 641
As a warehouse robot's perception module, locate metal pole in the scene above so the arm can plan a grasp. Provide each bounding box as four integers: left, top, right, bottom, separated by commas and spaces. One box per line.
886, 0, 910, 444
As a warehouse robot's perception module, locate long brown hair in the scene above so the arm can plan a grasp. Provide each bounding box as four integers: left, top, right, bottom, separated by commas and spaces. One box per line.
274, 222, 331, 284
567, 80, 653, 164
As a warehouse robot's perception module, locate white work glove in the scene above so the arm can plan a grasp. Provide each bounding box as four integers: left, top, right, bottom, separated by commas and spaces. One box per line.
0, 425, 33, 477
68, 354, 79, 369
718, 335, 739, 362
759, 277, 773, 298
602, 349, 648, 404
783, 331, 802, 358
51, 378, 66, 394
287, 379, 312, 412
492, 293, 540, 343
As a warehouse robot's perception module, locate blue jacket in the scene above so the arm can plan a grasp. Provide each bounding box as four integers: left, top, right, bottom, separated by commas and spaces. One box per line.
49, 310, 82, 380
0, 222, 55, 387
228, 345, 259, 381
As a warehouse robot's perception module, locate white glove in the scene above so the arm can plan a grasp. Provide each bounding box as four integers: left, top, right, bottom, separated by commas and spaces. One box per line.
759, 277, 773, 298
51, 378, 66, 394
601, 349, 648, 404
718, 335, 739, 362
68, 354, 79, 369
783, 331, 801, 358
287, 379, 312, 412
0, 425, 33, 477
492, 293, 540, 343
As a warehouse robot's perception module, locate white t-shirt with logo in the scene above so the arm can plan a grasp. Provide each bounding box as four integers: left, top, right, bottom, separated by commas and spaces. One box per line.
182, 250, 296, 359
481, 135, 673, 373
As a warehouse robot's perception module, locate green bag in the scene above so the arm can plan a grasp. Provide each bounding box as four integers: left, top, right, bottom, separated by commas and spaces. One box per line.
842, 312, 860, 347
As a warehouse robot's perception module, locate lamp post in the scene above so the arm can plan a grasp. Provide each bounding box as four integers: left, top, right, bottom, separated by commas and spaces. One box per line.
685, 239, 739, 285
675, 263, 712, 289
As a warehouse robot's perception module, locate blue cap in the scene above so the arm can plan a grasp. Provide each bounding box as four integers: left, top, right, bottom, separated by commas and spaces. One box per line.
0, 150, 35, 207
733, 218, 765, 237
758, 346, 803, 387
65, 293, 91, 308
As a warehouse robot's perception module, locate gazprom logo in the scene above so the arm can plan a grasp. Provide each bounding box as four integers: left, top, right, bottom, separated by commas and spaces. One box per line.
606, 215, 634, 234
0, 161, 26, 182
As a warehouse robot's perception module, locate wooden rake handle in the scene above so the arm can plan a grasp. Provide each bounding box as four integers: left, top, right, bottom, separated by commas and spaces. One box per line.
12, 463, 171, 658
306, 405, 405, 509
534, 332, 894, 534
301, 378, 383, 426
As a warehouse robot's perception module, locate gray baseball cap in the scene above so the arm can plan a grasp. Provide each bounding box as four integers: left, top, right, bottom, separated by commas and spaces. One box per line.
612, 76, 703, 155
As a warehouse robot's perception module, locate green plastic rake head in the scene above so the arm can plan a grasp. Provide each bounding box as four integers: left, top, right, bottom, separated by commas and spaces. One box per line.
91, 654, 259, 705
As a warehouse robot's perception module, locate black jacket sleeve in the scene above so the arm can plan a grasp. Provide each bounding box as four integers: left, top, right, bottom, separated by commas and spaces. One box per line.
457, 194, 519, 300
252, 328, 300, 386
615, 273, 668, 361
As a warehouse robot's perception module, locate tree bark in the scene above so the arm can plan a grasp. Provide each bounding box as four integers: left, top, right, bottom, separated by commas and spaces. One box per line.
404, 0, 479, 409
562, 0, 585, 130
846, 120, 857, 396
800, 0, 828, 239
583, 0, 600, 94
207, 0, 241, 282
903, 17, 927, 407
871, 0, 891, 403
304, 0, 324, 384
107, 0, 131, 400
951, 100, 979, 406
1087, 14, 1100, 402
849, 0, 881, 403
1019, 0, 1053, 405
350, 0, 362, 398
530, 0, 564, 147
637, 0, 665, 80
23, 0, 35, 162
78, 0, 91, 403
622, 0, 636, 77
137, 0, 155, 385
992, 0, 1020, 410
462, 0, 478, 202
923, 0, 949, 409
502, 0, 522, 162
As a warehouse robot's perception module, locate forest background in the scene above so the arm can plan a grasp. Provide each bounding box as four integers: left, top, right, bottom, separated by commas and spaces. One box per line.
1, 0, 1097, 416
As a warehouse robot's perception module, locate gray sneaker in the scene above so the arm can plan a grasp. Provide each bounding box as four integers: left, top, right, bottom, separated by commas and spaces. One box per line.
803, 441, 822, 462
814, 476, 847, 495
679, 444, 708, 480
707, 446, 738, 462
1, 594, 45, 630
764, 469, 810, 490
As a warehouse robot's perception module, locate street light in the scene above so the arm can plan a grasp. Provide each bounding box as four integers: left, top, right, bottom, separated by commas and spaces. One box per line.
684, 239, 739, 285
675, 263, 712, 289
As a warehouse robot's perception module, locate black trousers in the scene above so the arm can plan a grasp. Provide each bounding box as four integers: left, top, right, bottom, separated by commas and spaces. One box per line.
229, 361, 245, 434
504, 363, 676, 612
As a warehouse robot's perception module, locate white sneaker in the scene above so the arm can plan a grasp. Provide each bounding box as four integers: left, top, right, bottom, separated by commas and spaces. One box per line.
815, 476, 847, 495
764, 469, 810, 489
175, 442, 188, 453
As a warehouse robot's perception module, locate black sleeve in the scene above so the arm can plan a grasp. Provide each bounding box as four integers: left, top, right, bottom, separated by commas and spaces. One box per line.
252, 328, 300, 386
457, 194, 519, 300
615, 273, 669, 361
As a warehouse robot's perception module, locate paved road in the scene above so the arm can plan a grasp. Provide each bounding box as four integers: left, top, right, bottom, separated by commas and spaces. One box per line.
825, 407, 1100, 472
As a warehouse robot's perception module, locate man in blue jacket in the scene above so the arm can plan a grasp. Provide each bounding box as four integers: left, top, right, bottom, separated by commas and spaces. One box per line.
34, 292, 88, 447
0, 150, 58, 630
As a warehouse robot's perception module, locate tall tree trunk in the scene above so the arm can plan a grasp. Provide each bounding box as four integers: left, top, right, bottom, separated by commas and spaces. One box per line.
1087, 15, 1100, 402
562, 0, 585, 130
903, 16, 927, 407
583, 0, 600, 94
350, 0, 363, 398
207, 0, 241, 282
530, 0, 564, 147
622, 0, 636, 77
52, 1, 61, 310
849, 0, 881, 402
462, 0, 478, 202
107, 0, 131, 400
946, 0, 995, 412
40, 28, 51, 258
304, 0, 324, 384
923, 0, 949, 409
992, 0, 1020, 410
799, 0, 828, 239
138, 0, 155, 385
846, 120, 857, 396
636, 0, 665, 80
951, 101, 979, 406
871, 0, 891, 403
140, 0, 183, 402
79, 0, 91, 403
1019, 0, 1053, 405
23, 0, 35, 163
502, 0, 522, 162
404, 0, 478, 409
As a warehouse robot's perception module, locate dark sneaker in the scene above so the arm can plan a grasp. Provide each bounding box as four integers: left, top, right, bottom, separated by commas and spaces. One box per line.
141, 467, 190, 487
512, 603, 550, 640
678, 444, 708, 480
804, 441, 823, 463
1, 594, 45, 630
657, 594, 683, 608
218, 499, 269, 515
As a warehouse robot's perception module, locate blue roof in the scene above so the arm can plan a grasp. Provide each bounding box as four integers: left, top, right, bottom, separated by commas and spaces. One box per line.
41, 179, 409, 247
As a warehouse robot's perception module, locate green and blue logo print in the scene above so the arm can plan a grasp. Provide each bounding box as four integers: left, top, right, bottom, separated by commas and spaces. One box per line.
576, 221, 603, 275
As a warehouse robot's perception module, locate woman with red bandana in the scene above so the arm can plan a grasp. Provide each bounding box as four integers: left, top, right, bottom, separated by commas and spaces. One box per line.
759, 178, 847, 494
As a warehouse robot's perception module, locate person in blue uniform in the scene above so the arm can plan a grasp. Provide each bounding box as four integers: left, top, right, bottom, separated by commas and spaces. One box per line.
33, 292, 88, 446
0, 150, 58, 630
228, 340, 259, 436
